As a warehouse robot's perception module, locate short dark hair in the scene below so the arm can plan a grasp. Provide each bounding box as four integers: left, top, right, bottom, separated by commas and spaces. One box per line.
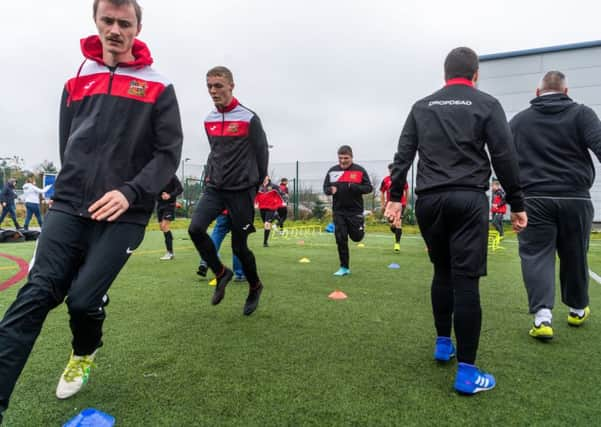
540, 70, 567, 92
337, 145, 353, 156
93, 0, 142, 25
388, 163, 394, 170
207, 66, 234, 84
444, 47, 479, 81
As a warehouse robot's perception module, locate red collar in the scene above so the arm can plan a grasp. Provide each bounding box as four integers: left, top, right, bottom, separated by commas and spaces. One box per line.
217, 97, 239, 113
445, 78, 474, 87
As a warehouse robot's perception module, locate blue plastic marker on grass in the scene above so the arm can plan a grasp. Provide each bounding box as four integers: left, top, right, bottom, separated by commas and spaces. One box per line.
388, 263, 400, 269
63, 408, 115, 427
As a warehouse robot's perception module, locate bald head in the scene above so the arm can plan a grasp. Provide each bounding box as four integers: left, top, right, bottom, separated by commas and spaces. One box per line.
538, 71, 568, 95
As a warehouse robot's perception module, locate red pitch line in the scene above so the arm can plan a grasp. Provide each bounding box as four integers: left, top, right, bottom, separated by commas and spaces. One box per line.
0, 253, 29, 292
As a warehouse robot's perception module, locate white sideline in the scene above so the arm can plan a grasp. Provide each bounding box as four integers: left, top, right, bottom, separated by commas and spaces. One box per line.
590, 270, 601, 285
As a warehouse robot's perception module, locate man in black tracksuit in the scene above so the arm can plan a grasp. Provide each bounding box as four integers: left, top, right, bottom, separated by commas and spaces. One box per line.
323, 145, 373, 276
157, 175, 183, 260
188, 66, 268, 316
0, 179, 20, 229
385, 47, 527, 395
0, 1, 182, 422
510, 71, 601, 339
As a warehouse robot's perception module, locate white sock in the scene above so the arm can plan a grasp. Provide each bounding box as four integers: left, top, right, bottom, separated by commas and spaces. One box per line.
569, 307, 585, 317
534, 308, 552, 327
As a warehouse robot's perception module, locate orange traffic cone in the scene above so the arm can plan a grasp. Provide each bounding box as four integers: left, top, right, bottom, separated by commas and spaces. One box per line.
328, 290, 348, 300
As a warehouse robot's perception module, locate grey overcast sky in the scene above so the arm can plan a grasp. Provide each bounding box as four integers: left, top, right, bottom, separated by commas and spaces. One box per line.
1, 0, 600, 171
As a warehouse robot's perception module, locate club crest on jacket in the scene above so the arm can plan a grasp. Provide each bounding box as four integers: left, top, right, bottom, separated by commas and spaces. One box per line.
128, 80, 147, 97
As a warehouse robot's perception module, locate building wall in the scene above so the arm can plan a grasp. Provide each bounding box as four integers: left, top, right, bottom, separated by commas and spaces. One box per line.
478, 45, 601, 221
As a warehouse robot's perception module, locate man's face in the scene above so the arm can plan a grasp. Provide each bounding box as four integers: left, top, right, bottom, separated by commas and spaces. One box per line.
338, 154, 353, 170
95, 0, 140, 61
492, 182, 499, 191
207, 75, 234, 108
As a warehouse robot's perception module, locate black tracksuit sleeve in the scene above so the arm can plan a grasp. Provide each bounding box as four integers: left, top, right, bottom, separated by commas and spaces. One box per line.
59, 87, 74, 165
118, 85, 183, 205
484, 101, 524, 212
250, 115, 269, 187
353, 167, 373, 194
391, 109, 418, 201
323, 168, 334, 195
170, 176, 183, 198
579, 105, 601, 162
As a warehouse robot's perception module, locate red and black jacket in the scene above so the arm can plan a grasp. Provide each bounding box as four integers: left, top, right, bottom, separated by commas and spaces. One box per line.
323, 163, 373, 215
255, 183, 286, 211
380, 176, 408, 206
53, 36, 183, 225
204, 98, 269, 191
391, 78, 524, 212
491, 188, 507, 214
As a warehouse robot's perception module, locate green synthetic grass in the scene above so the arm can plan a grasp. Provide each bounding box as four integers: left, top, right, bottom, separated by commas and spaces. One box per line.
1, 226, 601, 426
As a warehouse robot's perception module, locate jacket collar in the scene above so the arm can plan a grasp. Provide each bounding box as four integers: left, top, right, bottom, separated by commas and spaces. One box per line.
445, 78, 474, 87
217, 97, 239, 113
80, 35, 153, 68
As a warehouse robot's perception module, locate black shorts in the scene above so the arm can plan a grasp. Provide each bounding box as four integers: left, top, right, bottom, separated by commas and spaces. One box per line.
333, 212, 365, 242
157, 202, 176, 222
416, 191, 488, 277
190, 186, 257, 235
260, 209, 277, 223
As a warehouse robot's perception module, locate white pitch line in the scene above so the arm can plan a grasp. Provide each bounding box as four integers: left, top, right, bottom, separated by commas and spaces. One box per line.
590, 270, 601, 285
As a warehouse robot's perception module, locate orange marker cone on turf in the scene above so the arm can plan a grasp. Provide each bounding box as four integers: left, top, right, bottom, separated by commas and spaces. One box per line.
328, 290, 347, 300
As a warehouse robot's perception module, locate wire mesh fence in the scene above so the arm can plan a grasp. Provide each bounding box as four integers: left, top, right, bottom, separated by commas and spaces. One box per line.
178, 160, 418, 223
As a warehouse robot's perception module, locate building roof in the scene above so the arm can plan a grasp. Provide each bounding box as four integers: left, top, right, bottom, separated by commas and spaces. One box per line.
480, 40, 601, 62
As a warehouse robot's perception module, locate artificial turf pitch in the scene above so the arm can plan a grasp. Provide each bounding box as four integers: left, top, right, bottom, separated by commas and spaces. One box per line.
0, 226, 600, 426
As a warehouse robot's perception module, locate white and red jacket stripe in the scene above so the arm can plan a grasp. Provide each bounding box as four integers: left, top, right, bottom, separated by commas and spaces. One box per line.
204, 98, 269, 191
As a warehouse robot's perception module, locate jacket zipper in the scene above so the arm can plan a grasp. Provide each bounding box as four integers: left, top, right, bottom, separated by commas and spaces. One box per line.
107, 66, 117, 94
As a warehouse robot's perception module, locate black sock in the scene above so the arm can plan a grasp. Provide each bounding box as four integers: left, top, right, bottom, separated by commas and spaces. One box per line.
453, 275, 481, 365
264, 229, 271, 244
164, 231, 173, 253
431, 266, 453, 337
395, 228, 402, 243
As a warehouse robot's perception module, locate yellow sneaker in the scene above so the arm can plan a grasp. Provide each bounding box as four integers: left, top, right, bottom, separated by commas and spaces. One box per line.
393, 243, 401, 253
56, 350, 97, 399
568, 306, 590, 326
209, 278, 217, 286
529, 322, 553, 340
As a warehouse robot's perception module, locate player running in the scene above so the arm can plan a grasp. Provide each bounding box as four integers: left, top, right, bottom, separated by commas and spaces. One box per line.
323, 145, 373, 276
380, 163, 408, 253
157, 175, 183, 260
255, 176, 286, 247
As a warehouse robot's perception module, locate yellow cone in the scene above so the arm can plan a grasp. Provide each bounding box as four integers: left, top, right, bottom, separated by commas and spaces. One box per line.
299, 257, 311, 263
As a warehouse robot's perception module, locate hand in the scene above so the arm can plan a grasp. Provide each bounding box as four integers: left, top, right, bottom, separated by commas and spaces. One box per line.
330, 186, 337, 195
160, 192, 170, 200
384, 201, 402, 228
510, 211, 527, 233
89, 190, 130, 221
